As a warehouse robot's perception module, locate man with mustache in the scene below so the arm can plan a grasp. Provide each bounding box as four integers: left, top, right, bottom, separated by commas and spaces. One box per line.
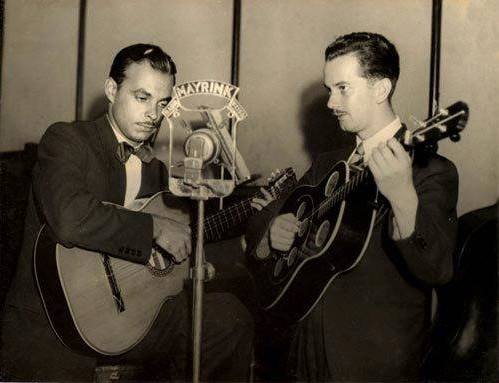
1, 43, 253, 381
247, 32, 458, 381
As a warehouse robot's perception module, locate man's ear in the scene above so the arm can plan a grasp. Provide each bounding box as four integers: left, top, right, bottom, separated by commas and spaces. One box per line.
104, 78, 118, 103
374, 78, 392, 104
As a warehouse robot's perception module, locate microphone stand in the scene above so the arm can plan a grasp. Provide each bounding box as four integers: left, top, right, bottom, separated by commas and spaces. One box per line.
183, 153, 217, 383
191, 191, 207, 383
163, 87, 248, 382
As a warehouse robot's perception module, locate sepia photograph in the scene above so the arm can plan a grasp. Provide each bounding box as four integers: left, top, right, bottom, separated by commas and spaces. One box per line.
0, 0, 497, 381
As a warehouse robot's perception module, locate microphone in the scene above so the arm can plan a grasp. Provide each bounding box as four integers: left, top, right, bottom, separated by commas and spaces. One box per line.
183, 129, 220, 186
201, 110, 251, 184
160, 80, 250, 382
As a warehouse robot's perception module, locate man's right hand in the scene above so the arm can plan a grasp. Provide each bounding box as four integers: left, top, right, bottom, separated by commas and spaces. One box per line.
269, 213, 300, 252
152, 215, 192, 263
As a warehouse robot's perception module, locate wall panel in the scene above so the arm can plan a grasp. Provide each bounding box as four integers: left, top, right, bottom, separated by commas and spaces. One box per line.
439, 0, 498, 214
0, 0, 79, 151
238, 0, 432, 180
82, 0, 233, 120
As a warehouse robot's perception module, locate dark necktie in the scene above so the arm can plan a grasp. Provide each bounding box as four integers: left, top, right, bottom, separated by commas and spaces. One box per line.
116, 142, 154, 163
349, 142, 364, 165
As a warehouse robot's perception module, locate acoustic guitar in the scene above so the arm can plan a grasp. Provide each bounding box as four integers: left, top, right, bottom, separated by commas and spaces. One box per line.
34, 168, 296, 355
249, 102, 469, 323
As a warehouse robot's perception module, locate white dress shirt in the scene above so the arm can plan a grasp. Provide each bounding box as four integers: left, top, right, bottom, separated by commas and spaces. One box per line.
107, 115, 142, 206
347, 116, 402, 164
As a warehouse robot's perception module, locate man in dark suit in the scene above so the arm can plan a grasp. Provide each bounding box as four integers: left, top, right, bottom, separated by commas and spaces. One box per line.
247, 32, 458, 381
1, 43, 253, 381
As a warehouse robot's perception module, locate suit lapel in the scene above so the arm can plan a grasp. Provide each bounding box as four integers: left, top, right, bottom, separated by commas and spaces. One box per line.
94, 115, 126, 205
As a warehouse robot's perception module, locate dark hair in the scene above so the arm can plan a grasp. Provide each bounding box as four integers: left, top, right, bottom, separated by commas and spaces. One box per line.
109, 43, 177, 86
325, 32, 399, 99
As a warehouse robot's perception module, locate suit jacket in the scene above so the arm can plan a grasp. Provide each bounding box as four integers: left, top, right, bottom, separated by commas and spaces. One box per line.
246, 137, 458, 381
1, 115, 170, 380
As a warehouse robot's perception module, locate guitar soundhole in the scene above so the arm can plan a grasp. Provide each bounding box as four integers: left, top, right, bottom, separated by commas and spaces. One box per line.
298, 218, 309, 238
324, 171, 339, 197
296, 201, 307, 219
147, 252, 174, 277
314, 220, 331, 248
287, 247, 298, 266
273, 258, 284, 278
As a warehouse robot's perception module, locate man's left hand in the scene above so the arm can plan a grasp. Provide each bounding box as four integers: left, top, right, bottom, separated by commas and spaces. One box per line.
367, 138, 418, 239
250, 187, 275, 211
367, 138, 415, 203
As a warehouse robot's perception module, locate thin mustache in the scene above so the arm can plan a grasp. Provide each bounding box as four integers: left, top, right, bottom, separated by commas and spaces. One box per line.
331, 109, 347, 115
137, 122, 158, 128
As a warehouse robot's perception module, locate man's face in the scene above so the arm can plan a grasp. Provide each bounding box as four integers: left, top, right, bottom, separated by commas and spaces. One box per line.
106, 61, 174, 144
323, 53, 378, 138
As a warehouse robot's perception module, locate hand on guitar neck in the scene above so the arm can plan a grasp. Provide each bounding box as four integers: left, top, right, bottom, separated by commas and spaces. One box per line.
268, 138, 417, 253
250, 187, 275, 211
152, 215, 192, 263
151, 186, 276, 263
367, 138, 418, 240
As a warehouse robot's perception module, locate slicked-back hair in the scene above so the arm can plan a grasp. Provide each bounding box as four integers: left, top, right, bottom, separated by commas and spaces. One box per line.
109, 43, 177, 87
325, 32, 399, 99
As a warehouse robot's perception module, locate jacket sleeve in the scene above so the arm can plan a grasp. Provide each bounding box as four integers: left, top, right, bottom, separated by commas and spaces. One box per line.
33, 123, 153, 264
390, 156, 459, 285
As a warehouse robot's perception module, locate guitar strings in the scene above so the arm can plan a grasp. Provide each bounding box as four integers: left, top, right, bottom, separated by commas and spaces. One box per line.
194, 172, 294, 235
192, 179, 292, 240
297, 169, 369, 226
290, 112, 463, 230
110, 176, 294, 279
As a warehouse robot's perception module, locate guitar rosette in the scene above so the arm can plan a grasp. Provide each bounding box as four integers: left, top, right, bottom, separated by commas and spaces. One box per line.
160, 80, 249, 199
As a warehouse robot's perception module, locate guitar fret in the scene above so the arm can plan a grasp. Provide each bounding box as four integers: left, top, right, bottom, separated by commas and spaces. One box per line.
211, 214, 223, 239
193, 170, 297, 241
203, 222, 213, 241
314, 169, 367, 221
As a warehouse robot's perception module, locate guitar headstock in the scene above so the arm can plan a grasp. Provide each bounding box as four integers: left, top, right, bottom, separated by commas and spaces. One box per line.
404, 101, 469, 147
265, 168, 297, 199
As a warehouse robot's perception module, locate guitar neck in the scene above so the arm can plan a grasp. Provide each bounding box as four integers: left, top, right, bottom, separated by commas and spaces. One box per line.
318, 168, 370, 219
194, 196, 257, 242
316, 101, 469, 220
190, 168, 296, 242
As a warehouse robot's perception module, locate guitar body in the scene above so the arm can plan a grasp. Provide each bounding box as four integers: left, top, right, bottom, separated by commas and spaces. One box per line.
33, 169, 297, 356
252, 161, 379, 323
250, 101, 469, 323
34, 192, 190, 356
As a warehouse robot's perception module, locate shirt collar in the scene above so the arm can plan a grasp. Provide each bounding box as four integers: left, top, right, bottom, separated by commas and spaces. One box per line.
356, 116, 401, 161
106, 113, 142, 149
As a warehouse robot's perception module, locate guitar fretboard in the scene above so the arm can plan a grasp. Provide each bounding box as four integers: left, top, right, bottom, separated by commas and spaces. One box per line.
190, 169, 296, 242
201, 197, 256, 241
316, 167, 369, 219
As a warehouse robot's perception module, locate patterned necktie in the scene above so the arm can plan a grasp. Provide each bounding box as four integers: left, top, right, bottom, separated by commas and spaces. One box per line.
116, 142, 154, 163
349, 142, 364, 165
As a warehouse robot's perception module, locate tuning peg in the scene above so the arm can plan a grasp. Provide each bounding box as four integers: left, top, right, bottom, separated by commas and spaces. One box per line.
439, 108, 449, 117
435, 124, 447, 133
413, 134, 425, 144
